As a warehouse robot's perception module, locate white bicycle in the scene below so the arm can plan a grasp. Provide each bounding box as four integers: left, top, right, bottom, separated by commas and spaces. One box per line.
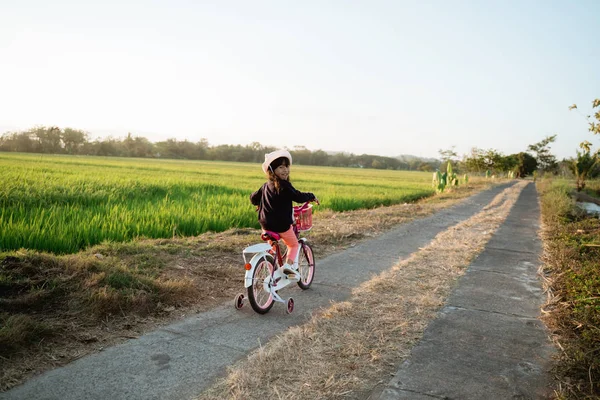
234, 201, 317, 314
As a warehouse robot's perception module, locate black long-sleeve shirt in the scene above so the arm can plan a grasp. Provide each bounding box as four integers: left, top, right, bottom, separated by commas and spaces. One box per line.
250, 180, 315, 232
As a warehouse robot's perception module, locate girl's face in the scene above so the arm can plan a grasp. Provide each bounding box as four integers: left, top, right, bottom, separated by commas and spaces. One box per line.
273, 163, 290, 180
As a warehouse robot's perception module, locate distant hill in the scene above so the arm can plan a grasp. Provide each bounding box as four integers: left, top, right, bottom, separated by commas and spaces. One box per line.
325, 151, 439, 163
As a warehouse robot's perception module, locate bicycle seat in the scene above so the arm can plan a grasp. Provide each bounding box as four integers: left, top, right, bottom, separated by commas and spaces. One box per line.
261, 231, 281, 241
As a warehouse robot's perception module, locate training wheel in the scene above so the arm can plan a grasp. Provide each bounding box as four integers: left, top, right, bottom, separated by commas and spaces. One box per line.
285, 297, 294, 314
234, 293, 245, 310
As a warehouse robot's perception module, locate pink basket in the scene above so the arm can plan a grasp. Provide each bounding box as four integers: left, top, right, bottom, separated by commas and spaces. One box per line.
294, 204, 313, 231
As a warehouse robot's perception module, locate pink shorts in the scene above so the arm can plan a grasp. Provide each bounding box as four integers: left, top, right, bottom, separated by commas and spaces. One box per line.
277, 226, 299, 264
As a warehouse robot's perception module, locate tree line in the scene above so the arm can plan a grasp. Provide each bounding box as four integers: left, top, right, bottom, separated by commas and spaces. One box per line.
0, 126, 442, 171
1, 125, 596, 178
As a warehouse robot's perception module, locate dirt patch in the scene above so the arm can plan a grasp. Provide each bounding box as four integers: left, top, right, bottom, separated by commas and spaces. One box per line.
198, 181, 528, 400
0, 180, 498, 392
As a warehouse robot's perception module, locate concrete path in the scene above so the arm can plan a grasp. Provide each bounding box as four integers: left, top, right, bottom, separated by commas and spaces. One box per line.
1, 182, 553, 400
370, 182, 556, 399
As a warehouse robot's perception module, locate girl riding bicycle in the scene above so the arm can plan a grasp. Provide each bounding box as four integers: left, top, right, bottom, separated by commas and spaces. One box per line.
250, 150, 318, 282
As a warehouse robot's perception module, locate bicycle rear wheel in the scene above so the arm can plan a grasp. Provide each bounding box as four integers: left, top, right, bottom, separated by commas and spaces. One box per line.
297, 242, 315, 290
247, 255, 276, 314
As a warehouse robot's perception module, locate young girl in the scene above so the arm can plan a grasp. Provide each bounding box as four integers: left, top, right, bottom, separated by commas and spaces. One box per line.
250, 149, 317, 281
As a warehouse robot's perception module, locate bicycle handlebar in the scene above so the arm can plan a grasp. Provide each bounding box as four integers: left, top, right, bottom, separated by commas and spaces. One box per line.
295, 198, 319, 212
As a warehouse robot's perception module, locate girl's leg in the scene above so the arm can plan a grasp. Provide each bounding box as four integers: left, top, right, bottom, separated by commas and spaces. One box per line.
279, 226, 299, 266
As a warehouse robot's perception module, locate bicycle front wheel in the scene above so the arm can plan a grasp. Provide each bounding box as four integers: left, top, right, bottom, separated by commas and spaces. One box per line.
247, 255, 275, 314
297, 242, 315, 290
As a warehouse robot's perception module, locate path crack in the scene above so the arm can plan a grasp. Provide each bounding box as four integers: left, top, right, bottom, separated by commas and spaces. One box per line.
444, 304, 539, 320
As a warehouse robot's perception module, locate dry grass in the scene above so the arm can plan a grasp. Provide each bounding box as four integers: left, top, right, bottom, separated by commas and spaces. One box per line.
0, 177, 499, 392
198, 181, 529, 400
537, 178, 600, 399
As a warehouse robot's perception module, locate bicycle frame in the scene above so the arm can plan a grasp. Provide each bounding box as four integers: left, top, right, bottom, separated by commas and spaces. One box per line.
242, 236, 308, 289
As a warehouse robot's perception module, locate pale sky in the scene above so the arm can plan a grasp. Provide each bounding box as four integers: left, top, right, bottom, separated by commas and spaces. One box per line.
1, 0, 598, 160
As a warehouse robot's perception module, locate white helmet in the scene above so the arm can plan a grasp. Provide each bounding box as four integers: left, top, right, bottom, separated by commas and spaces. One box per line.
261, 149, 292, 174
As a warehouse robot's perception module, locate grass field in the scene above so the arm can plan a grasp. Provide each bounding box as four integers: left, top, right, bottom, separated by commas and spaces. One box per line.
1, 153, 436, 254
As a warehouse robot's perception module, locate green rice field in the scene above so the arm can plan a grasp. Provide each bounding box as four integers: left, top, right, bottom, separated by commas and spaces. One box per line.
0, 153, 436, 254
